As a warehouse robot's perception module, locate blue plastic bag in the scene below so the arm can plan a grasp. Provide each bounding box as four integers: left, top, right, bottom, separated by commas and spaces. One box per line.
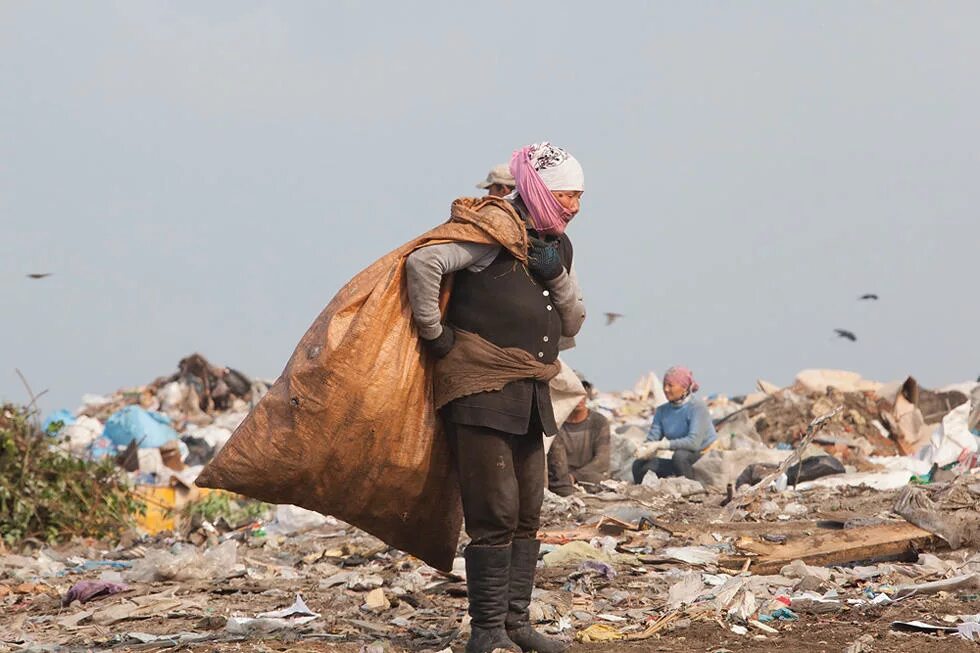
102, 405, 179, 449
88, 436, 117, 460
43, 409, 76, 435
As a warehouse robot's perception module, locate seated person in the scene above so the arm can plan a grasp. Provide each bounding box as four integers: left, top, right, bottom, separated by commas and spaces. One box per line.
547, 381, 610, 496
632, 366, 717, 482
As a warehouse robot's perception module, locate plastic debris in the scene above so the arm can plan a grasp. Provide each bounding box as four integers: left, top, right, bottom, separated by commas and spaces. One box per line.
958, 621, 980, 641
62, 580, 128, 606
103, 405, 181, 449
578, 560, 616, 580
661, 546, 719, 566
790, 592, 844, 614
667, 572, 705, 609
758, 607, 798, 622
542, 540, 613, 567
226, 594, 320, 635
892, 573, 980, 599
891, 620, 959, 633
268, 504, 336, 534
126, 540, 238, 582
42, 409, 75, 434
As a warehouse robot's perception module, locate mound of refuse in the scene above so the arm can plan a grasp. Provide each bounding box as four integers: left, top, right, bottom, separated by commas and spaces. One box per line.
594, 369, 979, 490
43, 353, 272, 489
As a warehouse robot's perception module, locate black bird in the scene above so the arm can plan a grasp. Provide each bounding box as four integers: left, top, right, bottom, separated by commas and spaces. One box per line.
858, 293, 879, 301
834, 329, 857, 342
604, 312, 624, 326
26, 273, 53, 280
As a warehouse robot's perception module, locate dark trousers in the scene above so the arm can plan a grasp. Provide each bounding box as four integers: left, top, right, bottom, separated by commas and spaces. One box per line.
446, 420, 545, 547
632, 449, 701, 483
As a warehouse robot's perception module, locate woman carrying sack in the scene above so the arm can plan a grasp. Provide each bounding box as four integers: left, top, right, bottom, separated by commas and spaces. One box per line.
406, 142, 587, 653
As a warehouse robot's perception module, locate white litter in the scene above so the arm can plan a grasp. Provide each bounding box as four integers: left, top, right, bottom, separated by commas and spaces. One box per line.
226, 594, 320, 635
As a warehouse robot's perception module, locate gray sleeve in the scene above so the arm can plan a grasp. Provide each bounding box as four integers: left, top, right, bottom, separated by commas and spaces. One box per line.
405, 242, 500, 340
544, 264, 586, 338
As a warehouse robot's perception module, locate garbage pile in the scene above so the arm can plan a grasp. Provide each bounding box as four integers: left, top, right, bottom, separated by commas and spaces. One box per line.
596, 369, 978, 491
2, 366, 979, 651
36, 354, 272, 531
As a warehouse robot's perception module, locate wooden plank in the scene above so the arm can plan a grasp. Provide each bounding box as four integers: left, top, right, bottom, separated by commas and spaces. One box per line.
720, 521, 939, 575
665, 520, 826, 537
537, 527, 598, 544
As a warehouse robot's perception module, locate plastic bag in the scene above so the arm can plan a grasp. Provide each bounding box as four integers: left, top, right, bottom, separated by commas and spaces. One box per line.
103, 405, 179, 448
127, 540, 237, 582
785, 454, 845, 485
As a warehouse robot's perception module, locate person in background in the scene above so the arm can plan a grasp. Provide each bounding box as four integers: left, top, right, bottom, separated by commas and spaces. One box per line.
632, 366, 717, 482
476, 163, 516, 198
547, 380, 610, 496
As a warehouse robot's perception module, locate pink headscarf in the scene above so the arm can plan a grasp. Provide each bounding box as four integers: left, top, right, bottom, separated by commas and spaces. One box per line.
509, 143, 585, 236
664, 366, 700, 394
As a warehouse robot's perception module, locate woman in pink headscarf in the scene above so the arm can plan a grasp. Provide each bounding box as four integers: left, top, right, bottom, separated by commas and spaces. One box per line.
632, 366, 718, 482
404, 142, 586, 653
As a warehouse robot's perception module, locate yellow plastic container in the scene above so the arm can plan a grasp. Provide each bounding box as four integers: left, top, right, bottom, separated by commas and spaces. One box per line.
134, 485, 178, 534
133, 485, 227, 534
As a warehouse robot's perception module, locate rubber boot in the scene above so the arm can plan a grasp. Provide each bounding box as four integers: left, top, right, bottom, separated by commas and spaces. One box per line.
506, 539, 568, 653
464, 544, 521, 653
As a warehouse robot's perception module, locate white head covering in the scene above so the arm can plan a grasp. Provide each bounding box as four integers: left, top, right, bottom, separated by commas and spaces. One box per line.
527, 143, 585, 192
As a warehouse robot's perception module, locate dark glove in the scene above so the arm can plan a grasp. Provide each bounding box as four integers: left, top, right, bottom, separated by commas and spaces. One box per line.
422, 326, 455, 359
527, 236, 563, 281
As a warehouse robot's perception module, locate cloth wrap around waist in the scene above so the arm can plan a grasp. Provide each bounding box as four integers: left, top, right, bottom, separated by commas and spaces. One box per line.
434, 329, 562, 410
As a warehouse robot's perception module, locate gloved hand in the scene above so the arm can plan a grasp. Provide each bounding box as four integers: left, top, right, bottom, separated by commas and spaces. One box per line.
635, 439, 668, 460
527, 236, 564, 281
422, 326, 455, 359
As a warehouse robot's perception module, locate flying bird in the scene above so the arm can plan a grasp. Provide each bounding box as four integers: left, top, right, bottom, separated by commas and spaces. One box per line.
834, 329, 857, 342
604, 312, 624, 326
858, 293, 879, 300
26, 273, 53, 280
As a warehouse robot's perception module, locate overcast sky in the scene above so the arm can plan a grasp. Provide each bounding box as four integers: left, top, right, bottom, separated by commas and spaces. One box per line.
2, 2, 978, 414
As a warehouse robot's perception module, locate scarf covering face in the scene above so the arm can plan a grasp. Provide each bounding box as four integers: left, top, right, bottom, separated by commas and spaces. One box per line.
664, 366, 700, 403
509, 142, 585, 236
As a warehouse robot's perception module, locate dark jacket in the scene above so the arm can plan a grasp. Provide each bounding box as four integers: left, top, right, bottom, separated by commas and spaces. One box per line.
441, 200, 573, 436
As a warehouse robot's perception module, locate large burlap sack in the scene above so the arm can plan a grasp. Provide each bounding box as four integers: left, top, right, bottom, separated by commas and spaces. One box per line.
196, 198, 527, 571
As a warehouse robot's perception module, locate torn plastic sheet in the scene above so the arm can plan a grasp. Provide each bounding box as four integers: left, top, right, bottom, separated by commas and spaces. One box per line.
891, 620, 958, 633
660, 546, 719, 566
226, 594, 320, 635
958, 621, 980, 641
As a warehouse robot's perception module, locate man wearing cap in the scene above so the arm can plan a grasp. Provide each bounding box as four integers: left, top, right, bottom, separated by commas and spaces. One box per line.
406, 142, 585, 653
476, 163, 516, 198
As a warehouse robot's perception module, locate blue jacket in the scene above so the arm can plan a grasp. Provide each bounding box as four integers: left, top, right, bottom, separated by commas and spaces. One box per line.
647, 398, 718, 452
